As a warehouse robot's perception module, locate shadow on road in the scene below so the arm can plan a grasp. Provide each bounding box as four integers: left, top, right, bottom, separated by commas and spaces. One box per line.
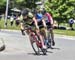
50, 47, 60, 50
27, 53, 48, 56
27, 47, 60, 56
27, 50, 53, 56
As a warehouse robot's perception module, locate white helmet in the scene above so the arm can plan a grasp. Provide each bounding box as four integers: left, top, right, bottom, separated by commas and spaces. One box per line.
28, 12, 33, 18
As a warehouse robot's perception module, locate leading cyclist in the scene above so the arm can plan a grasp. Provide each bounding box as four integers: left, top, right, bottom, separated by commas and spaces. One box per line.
20, 8, 47, 49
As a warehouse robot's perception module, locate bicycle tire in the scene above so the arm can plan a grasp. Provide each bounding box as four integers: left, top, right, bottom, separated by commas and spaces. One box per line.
41, 48, 47, 55
30, 35, 40, 55
29, 33, 47, 55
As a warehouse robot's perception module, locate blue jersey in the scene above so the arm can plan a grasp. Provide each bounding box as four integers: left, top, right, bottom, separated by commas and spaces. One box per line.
36, 13, 43, 22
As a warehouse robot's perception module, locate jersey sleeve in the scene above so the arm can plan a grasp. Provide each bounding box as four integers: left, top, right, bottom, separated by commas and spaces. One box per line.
46, 13, 54, 24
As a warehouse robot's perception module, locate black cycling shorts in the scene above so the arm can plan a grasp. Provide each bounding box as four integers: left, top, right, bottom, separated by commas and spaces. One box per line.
30, 21, 44, 29
46, 22, 52, 29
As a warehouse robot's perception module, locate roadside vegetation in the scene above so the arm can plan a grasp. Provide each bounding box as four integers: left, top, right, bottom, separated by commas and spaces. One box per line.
0, 0, 75, 36
0, 19, 20, 30
54, 29, 75, 36
0, 19, 75, 36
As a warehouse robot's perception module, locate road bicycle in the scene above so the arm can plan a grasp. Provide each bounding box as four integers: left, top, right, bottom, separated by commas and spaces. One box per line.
25, 27, 47, 55
46, 28, 55, 49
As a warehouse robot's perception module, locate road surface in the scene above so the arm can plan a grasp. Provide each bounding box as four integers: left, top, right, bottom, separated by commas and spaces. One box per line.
0, 30, 75, 60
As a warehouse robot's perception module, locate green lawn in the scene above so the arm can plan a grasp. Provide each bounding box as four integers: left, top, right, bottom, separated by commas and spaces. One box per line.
0, 19, 20, 30
53, 22, 75, 36
54, 29, 75, 36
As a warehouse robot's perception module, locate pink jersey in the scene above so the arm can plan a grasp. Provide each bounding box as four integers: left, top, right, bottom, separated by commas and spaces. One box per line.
45, 13, 53, 24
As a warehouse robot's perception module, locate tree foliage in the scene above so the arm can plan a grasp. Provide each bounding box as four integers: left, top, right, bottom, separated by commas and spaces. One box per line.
0, 0, 40, 14
0, 0, 75, 25
9, 0, 40, 9
0, 0, 6, 14
45, 0, 75, 24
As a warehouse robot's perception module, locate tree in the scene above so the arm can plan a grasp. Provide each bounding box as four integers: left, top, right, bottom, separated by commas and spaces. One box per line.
10, 0, 40, 9
0, 0, 6, 14
0, 0, 41, 14
45, 0, 75, 27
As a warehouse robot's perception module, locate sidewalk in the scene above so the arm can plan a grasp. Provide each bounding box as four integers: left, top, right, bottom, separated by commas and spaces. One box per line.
0, 29, 20, 32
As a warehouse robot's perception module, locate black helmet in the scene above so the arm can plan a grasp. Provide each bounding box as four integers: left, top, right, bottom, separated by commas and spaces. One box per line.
22, 8, 29, 16
42, 9, 46, 15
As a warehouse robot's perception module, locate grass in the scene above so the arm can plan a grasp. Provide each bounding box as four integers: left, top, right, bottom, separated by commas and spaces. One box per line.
54, 29, 75, 36
53, 22, 75, 36
0, 19, 75, 36
0, 19, 20, 30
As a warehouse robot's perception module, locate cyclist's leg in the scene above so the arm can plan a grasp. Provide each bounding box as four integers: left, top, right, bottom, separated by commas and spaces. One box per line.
29, 30, 35, 43
35, 29, 46, 49
38, 21, 48, 48
49, 27, 55, 46
46, 22, 55, 46
43, 28, 48, 41
20, 23, 25, 35
40, 28, 48, 46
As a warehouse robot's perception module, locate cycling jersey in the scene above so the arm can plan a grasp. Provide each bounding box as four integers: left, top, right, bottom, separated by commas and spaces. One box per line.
35, 13, 44, 29
30, 13, 44, 29
21, 17, 33, 28
21, 10, 34, 27
43, 13, 53, 29
44, 13, 53, 24
36, 13, 43, 22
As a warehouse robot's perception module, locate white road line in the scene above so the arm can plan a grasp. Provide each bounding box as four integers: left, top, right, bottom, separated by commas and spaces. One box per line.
55, 34, 75, 40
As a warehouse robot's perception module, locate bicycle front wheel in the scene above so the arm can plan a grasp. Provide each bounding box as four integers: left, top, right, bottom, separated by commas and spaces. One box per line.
29, 35, 40, 55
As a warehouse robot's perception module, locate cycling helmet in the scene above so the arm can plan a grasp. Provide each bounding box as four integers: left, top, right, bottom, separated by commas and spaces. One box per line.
42, 9, 46, 15
28, 12, 33, 18
22, 8, 29, 16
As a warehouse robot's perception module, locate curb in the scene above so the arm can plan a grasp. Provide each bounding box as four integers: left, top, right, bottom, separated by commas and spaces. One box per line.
0, 29, 75, 40
55, 34, 75, 40
0, 29, 20, 32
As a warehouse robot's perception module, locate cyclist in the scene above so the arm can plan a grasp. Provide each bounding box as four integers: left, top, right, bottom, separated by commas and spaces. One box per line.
32, 8, 47, 49
20, 9, 29, 35
42, 10, 55, 46
20, 8, 47, 49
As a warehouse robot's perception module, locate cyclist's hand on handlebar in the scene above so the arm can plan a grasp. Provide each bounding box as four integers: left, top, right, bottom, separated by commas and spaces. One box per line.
36, 26, 39, 30
44, 26, 47, 29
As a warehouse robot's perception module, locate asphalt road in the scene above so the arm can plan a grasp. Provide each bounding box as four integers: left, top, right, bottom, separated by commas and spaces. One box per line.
0, 30, 75, 60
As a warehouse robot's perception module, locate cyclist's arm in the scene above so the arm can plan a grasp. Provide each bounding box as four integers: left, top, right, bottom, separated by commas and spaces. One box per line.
42, 19, 47, 28
33, 17, 39, 29
48, 14, 54, 28
50, 18, 54, 29
20, 22, 24, 30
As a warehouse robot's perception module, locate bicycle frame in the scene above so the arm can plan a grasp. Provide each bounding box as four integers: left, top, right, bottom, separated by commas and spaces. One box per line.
24, 27, 42, 48
25, 27, 47, 55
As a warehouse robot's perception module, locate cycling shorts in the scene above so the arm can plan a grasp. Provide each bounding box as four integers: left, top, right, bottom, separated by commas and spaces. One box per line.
30, 20, 44, 29
46, 22, 52, 29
